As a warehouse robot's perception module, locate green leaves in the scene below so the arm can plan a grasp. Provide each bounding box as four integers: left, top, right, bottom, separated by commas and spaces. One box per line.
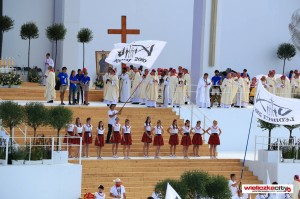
20, 22, 39, 40
48, 106, 73, 132
0, 101, 24, 130
77, 28, 93, 43
277, 43, 296, 60
46, 23, 67, 41
24, 102, 48, 132
257, 119, 279, 132
206, 175, 232, 199
0, 15, 14, 33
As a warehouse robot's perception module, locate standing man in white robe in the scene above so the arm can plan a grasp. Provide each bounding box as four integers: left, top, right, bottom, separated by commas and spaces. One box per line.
291, 73, 300, 98
43, 53, 54, 86
184, 68, 191, 104
235, 72, 248, 107
161, 70, 170, 107
196, 73, 211, 108
169, 69, 178, 104
173, 73, 186, 107
104, 69, 119, 105
221, 73, 234, 108
139, 69, 150, 105
292, 175, 300, 199
131, 67, 141, 104
276, 75, 291, 98
267, 70, 277, 94
146, 69, 158, 108
44, 66, 56, 103
119, 68, 131, 103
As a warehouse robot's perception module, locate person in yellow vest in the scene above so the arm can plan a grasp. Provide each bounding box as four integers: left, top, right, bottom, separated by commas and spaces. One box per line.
173, 73, 186, 108
220, 73, 234, 108
276, 75, 291, 98
146, 69, 159, 108
104, 69, 119, 105
291, 72, 300, 98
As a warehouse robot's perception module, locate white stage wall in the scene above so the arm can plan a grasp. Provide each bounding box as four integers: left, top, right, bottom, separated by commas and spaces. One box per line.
0, 164, 82, 199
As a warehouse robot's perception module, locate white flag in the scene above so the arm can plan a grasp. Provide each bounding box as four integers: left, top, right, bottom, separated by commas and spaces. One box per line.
254, 81, 300, 125
266, 169, 271, 185
152, 192, 160, 199
165, 183, 181, 199
105, 40, 166, 69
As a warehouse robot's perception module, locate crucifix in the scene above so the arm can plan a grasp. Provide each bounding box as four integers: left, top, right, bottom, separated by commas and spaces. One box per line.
107, 15, 140, 43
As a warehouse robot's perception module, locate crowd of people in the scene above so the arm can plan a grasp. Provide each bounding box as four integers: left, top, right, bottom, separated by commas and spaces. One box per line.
63, 104, 222, 159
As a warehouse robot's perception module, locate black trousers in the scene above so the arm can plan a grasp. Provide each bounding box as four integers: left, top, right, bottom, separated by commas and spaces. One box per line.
106, 124, 113, 143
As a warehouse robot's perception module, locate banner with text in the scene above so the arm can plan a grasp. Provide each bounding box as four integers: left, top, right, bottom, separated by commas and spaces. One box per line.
254, 81, 300, 125
105, 40, 166, 69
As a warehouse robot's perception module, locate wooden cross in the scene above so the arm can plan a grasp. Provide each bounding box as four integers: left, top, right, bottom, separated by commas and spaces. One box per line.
107, 16, 140, 43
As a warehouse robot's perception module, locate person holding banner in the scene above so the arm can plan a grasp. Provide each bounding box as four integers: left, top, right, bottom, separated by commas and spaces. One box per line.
167, 119, 179, 157
221, 73, 234, 108
146, 69, 159, 108
206, 120, 222, 159
131, 67, 141, 104
152, 120, 164, 159
139, 69, 150, 105
119, 67, 131, 103
276, 75, 291, 98
104, 69, 119, 106
180, 120, 192, 159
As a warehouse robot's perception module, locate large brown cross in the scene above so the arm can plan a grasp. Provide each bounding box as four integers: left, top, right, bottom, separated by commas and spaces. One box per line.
107, 16, 140, 43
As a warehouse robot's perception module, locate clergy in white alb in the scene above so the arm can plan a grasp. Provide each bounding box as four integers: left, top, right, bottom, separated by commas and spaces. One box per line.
44, 66, 56, 103
139, 69, 150, 105
266, 71, 276, 94
119, 68, 131, 103
276, 75, 291, 98
162, 70, 170, 108
196, 73, 211, 108
173, 73, 186, 107
231, 73, 239, 105
184, 69, 191, 104
235, 73, 249, 107
104, 69, 119, 105
169, 69, 178, 104
146, 69, 159, 107
291, 73, 300, 98
43, 53, 54, 86
221, 73, 234, 108
103, 68, 111, 104
131, 67, 141, 104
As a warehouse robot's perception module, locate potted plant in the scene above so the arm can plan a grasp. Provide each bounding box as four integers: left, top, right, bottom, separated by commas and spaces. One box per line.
94, 74, 104, 90
20, 22, 39, 68
46, 23, 67, 71
281, 145, 296, 163
0, 15, 14, 58
277, 43, 296, 74
77, 28, 93, 68
11, 146, 26, 165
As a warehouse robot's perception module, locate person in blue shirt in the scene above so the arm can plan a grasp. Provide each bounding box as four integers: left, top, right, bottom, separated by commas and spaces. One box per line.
69, 70, 78, 105
57, 67, 68, 105
76, 69, 84, 104
82, 70, 91, 105
241, 69, 250, 80
211, 70, 222, 107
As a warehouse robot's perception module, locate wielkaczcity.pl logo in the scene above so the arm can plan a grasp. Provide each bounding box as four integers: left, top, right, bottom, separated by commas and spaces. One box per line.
242, 184, 293, 193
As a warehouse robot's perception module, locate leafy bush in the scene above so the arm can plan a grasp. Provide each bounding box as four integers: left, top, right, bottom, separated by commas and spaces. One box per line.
28, 67, 41, 83
206, 175, 231, 199
94, 74, 104, 88
12, 146, 27, 160
282, 146, 296, 159
0, 73, 22, 86
155, 179, 188, 199
277, 43, 296, 74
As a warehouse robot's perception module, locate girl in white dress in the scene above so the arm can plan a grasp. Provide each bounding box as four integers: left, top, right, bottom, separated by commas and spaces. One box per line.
74, 117, 83, 158
191, 121, 206, 157
83, 117, 93, 157
167, 119, 179, 157
121, 119, 132, 159
95, 121, 105, 159
206, 120, 222, 159
111, 117, 121, 158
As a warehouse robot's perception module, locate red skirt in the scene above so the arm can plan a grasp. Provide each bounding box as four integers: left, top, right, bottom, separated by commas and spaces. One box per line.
121, 134, 132, 145
153, 135, 164, 146
192, 134, 203, 145
141, 131, 152, 143
169, 134, 179, 145
208, 134, 220, 145
74, 133, 84, 145
110, 131, 121, 143
83, 131, 92, 144
181, 135, 192, 146
95, 134, 104, 147
63, 131, 75, 144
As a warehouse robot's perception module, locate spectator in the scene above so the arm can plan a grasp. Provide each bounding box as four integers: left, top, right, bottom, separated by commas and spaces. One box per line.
82, 70, 91, 105
94, 185, 105, 199
110, 178, 126, 199
211, 70, 222, 107
57, 67, 68, 105
69, 70, 78, 105
76, 69, 84, 104
242, 69, 250, 80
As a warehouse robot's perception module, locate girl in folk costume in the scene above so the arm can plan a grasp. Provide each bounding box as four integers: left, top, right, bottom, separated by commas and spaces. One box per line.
83, 117, 93, 157
121, 119, 132, 159
152, 120, 164, 159
94, 185, 105, 199
173, 72, 186, 108
180, 120, 192, 159
64, 123, 75, 158
74, 117, 83, 158
141, 116, 152, 157
95, 121, 105, 159
192, 121, 205, 157
111, 117, 122, 158
167, 119, 179, 157
206, 120, 222, 159
146, 69, 159, 108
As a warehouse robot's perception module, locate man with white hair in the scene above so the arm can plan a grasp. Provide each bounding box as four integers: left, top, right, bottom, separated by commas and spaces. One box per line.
110, 178, 126, 199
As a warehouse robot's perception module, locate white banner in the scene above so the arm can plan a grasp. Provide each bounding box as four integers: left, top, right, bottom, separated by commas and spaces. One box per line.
165, 183, 181, 199
105, 40, 166, 69
254, 81, 300, 125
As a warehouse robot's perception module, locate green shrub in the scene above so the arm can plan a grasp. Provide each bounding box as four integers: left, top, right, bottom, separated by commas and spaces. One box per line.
206, 175, 231, 199
154, 179, 187, 199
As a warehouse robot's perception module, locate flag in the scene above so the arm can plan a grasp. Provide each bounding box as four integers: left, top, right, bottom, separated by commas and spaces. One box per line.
165, 183, 181, 199
152, 192, 160, 199
266, 169, 271, 184
105, 40, 166, 69
253, 81, 300, 125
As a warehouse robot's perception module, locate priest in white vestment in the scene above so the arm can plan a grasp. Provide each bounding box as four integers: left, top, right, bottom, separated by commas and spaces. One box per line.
131, 67, 141, 104
266, 71, 276, 94
221, 73, 234, 108
231, 73, 239, 105
139, 69, 150, 105
103, 68, 111, 105
163, 70, 170, 107
276, 75, 291, 98
196, 73, 211, 108
44, 66, 56, 103
104, 69, 119, 105
119, 68, 131, 103
146, 69, 159, 107
169, 69, 178, 104
291, 73, 300, 98
292, 175, 300, 199
173, 73, 186, 107
184, 69, 191, 104
235, 73, 248, 107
